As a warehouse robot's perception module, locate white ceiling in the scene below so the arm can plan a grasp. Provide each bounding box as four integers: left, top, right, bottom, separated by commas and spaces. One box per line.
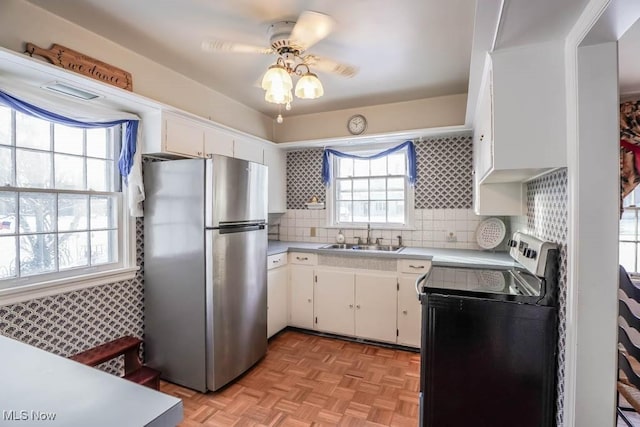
23, 0, 476, 118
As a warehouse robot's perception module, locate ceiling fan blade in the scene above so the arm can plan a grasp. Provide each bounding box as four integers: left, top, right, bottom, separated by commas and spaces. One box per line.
305, 55, 357, 78
290, 11, 335, 51
201, 40, 273, 54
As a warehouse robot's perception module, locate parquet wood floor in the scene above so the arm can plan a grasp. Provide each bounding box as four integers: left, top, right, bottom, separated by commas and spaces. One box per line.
160, 330, 420, 426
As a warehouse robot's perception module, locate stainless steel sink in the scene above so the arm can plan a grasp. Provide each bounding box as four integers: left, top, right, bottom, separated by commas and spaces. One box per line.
321, 243, 404, 253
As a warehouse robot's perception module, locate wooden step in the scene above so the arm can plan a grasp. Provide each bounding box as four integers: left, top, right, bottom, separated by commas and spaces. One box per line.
124, 366, 161, 390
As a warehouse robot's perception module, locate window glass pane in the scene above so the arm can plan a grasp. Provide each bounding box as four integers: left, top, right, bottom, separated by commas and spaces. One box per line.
54, 124, 84, 155
353, 159, 369, 177
337, 201, 352, 223
20, 233, 56, 276
19, 192, 56, 233
15, 112, 50, 150
90, 196, 117, 230
621, 241, 637, 273
337, 180, 352, 201
55, 154, 85, 190
388, 201, 405, 223
388, 190, 405, 200
0, 192, 16, 234
87, 128, 113, 159
388, 177, 404, 190
370, 201, 386, 222
353, 179, 368, 200
16, 149, 52, 188
58, 194, 88, 232
388, 153, 405, 175
87, 158, 113, 192
621, 210, 637, 239
0, 105, 11, 146
623, 192, 634, 208
0, 236, 16, 279
337, 158, 353, 178
59, 231, 89, 270
91, 230, 117, 265
370, 178, 386, 200
370, 157, 386, 176
353, 201, 368, 222
0, 146, 13, 186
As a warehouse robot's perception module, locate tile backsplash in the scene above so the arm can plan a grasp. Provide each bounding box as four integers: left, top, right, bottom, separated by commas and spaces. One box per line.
279, 208, 506, 250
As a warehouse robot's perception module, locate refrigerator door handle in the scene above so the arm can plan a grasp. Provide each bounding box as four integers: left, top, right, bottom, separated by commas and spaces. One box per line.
218, 224, 265, 234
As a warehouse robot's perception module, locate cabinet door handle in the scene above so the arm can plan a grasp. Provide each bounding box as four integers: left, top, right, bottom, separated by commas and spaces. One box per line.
307, 298, 312, 303
206, 153, 213, 158
349, 304, 353, 308
296, 256, 308, 261
402, 310, 408, 315
272, 259, 280, 264
197, 151, 203, 156
356, 304, 361, 309
409, 265, 425, 269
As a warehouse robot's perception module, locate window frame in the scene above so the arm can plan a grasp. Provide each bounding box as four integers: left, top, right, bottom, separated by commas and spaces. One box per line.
0, 107, 137, 306
325, 146, 415, 230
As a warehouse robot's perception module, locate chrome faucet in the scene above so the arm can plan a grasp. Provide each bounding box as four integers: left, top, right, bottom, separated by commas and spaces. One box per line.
366, 223, 372, 245
397, 235, 403, 247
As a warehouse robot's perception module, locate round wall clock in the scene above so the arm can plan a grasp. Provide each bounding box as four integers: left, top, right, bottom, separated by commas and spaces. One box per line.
347, 114, 367, 135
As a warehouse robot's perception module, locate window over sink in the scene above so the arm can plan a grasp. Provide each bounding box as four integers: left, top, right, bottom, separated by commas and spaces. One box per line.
0, 104, 131, 299
325, 145, 414, 228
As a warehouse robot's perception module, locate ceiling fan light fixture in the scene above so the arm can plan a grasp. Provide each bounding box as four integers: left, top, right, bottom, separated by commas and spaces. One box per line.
265, 85, 293, 105
260, 64, 293, 91
295, 72, 324, 99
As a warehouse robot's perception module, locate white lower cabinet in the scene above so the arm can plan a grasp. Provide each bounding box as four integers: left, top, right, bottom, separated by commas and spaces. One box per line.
267, 265, 288, 338
397, 275, 422, 347
285, 254, 430, 348
314, 270, 355, 336
355, 273, 398, 343
288, 265, 315, 329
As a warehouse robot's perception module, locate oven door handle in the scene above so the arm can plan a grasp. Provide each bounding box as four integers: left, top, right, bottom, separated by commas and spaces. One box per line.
415, 271, 430, 300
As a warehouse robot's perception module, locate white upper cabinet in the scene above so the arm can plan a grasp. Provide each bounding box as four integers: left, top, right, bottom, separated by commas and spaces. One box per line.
233, 137, 264, 164
472, 42, 565, 215
263, 144, 286, 213
204, 127, 234, 158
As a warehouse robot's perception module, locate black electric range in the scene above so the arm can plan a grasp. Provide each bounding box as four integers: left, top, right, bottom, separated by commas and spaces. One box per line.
416, 232, 559, 427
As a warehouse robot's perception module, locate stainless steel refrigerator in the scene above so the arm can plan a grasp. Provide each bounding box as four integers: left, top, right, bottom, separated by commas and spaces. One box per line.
143, 155, 268, 392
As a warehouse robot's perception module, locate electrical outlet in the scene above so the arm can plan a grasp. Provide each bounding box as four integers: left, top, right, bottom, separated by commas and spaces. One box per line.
446, 232, 457, 242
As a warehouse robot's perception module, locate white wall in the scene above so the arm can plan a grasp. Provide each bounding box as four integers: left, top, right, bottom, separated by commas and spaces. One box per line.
273, 94, 467, 143
0, 0, 274, 140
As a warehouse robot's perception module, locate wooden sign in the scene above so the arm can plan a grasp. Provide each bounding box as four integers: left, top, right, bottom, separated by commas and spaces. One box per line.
25, 42, 133, 91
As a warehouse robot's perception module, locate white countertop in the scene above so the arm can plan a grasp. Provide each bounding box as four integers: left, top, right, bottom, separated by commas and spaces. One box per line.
268, 241, 517, 270
0, 335, 183, 427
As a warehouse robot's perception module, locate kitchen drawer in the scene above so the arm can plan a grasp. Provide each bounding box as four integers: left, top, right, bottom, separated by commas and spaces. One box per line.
398, 259, 432, 274
289, 252, 317, 266
267, 253, 287, 270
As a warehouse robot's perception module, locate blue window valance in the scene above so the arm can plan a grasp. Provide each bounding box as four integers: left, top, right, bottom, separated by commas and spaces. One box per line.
322, 140, 417, 185
0, 90, 138, 180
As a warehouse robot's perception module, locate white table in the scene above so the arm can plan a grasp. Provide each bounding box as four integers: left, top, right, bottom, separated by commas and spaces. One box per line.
0, 335, 183, 427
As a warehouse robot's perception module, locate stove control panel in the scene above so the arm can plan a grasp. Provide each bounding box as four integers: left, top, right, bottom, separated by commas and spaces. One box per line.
509, 232, 557, 277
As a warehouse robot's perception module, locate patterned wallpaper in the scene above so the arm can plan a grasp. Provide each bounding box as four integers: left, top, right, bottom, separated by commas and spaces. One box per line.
286, 133, 473, 210
0, 219, 145, 374
512, 168, 568, 425
414, 134, 473, 209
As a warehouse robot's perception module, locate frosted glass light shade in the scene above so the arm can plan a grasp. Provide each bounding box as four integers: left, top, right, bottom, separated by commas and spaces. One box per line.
265, 86, 293, 105
295, 73, 324, 99
261, 65, 293, 91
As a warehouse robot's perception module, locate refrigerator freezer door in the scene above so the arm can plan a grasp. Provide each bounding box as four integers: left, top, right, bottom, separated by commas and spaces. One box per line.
205, 155, 268, 227
205, 226, 268, 391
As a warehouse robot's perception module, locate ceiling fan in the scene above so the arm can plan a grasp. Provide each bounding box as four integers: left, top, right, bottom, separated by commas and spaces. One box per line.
201, 11, 357, 78
201, 11, 357, 119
